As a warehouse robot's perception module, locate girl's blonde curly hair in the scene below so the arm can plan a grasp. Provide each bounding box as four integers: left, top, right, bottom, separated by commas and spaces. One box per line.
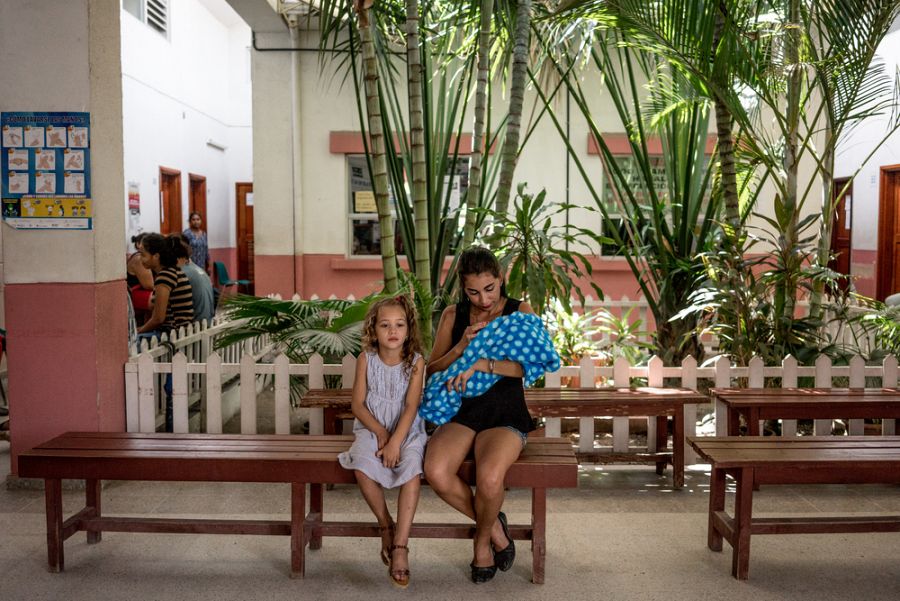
361, 294, 423, 374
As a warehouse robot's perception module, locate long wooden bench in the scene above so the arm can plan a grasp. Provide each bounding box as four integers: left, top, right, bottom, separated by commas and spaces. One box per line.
303, 387, 706, 488
17, 432, 577, 583
689, 436, 900, 580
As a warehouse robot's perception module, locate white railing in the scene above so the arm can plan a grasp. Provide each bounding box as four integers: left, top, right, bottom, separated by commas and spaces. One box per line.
124, 317, 272, 432
125, 349, 899, 465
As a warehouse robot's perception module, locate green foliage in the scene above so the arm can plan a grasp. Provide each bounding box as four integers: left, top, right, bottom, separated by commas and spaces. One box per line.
854, 300, 900, 361
216, 295, 372, 365
545, 297, 651, 367
671, 222, 863, 365
484, 183, 603, 317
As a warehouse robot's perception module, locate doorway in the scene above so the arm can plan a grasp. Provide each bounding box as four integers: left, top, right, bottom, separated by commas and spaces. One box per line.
828, 177, 852, 288
188, 174, 207, 227
159, 167, 182, 235
878, 166, 900, 301
236, 182, 254, 294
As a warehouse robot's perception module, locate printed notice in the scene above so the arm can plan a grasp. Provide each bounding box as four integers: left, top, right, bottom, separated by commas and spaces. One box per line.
1, 111, 91, 229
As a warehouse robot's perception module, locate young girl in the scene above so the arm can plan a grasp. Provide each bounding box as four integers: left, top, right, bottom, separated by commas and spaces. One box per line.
338, 295, 427, 588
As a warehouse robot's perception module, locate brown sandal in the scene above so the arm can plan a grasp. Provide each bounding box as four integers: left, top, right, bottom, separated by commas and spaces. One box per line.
379, 523, 395, 566
389, 544, 410, 588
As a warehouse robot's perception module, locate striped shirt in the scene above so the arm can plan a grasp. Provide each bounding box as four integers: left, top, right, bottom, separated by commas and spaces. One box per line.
155, 266, 194, 332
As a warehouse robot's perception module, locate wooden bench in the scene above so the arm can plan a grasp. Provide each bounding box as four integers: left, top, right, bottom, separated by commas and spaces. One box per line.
688, 436, 900, 580
303, 387, 706, 488
712, 387, 900, 436
17, 432, 577, 583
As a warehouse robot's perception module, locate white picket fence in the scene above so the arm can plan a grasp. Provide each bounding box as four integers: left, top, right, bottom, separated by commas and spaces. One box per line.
125, 317, 272, 432
124, 345, 900, 465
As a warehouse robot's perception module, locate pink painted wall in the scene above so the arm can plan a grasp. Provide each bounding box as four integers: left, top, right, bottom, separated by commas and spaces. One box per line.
6, 281, 128, 476
252, 253, 645, 302
851, 249, 877, 299
209, 246, 238, 282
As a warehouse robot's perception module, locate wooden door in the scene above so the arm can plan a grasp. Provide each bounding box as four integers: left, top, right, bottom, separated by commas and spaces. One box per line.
159, 167, 182, 234
188, 174, 207, 224
878, 166, 900, 300
236, 182, 254, 294
828, 178, 852, 286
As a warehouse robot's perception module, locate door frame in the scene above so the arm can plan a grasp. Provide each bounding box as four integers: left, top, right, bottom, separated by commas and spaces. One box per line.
235, 181, 254, 291
159, 166, 182, 235
877, 164, 900, 300
188, 173, 207, 227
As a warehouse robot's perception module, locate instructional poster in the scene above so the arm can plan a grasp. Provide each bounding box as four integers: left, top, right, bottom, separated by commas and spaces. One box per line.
1, 111, 92, 229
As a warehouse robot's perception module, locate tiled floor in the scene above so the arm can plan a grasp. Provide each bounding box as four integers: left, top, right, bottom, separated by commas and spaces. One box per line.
2, 439, 899, 601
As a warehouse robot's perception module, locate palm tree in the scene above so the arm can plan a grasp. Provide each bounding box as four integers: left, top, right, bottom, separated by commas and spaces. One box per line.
462, 0, 494, 249
493, 0, 533, 224
354, 0, 399, 293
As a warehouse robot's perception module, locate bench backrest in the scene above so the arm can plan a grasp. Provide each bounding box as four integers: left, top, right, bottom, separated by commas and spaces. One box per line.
18, 432, 578, 489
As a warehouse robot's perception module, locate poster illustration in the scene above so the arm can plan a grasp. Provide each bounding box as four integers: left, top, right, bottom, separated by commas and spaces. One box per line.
1, 111, 91, 229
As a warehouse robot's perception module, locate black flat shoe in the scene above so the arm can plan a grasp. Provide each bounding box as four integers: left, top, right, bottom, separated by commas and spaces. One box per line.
470, 561, 497, 584
494, 511, 516, 572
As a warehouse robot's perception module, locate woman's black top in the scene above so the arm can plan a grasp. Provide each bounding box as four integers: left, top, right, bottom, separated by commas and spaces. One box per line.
448, 297, 534, 435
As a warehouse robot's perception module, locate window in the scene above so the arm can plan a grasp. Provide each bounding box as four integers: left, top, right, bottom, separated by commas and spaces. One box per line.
600, 155, 668, 256
122, 0, 169, 38
347, 155, 470, 257
348, 155, 400, 257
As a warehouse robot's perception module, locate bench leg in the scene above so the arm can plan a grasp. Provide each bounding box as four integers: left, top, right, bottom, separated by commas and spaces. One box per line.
732, 468, 754, 580
707, 467, 726, 552
86, 479, 102, 544
290, 482, 307, 579
654, 416, 667, 475
727, 407, 740, 437
672, 411, 684, 489
531, 487, 546, 584
45, 479, 64, 572
309, 483, 323, 550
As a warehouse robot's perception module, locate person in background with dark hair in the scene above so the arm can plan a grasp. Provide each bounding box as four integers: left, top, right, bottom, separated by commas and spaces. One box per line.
137, 234, 193, 432
424, 246, 535, 584
183, 212, 210, 272
127, 232, 154, 324
171, 233, 215, 324
137, 233, 194, 336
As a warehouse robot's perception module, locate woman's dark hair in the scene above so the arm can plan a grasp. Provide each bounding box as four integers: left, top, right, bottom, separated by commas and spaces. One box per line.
167, 233, 191, 260
130, 232, 148, 247
141, 233, 182, 268
189, 211, 202, 221
457, 245, 507, 304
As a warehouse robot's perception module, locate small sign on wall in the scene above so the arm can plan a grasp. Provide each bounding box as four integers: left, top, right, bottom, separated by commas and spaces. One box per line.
1, 111, 92, 229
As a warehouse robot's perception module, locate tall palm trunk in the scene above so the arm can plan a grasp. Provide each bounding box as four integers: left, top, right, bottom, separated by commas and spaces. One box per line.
493, 0, 531, 231
356, 0, 398, 293
714, 2, 739, 233
405, 0, 430, 341
463, 0, 493, 249
777, 0, 802, 323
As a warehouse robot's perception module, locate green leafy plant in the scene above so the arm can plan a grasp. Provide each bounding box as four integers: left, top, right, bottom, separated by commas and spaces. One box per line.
216, 295, 375, 400
484, 183, 603, 317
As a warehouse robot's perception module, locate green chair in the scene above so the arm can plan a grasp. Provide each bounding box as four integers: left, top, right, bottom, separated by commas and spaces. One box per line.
214, 261, 251, 296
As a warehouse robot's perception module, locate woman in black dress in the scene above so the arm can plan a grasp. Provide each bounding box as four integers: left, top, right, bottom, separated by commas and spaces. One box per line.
424, 246, 534, 583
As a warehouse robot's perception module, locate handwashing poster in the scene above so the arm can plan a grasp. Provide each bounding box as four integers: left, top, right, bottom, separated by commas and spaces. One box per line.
1, 111, 92, 229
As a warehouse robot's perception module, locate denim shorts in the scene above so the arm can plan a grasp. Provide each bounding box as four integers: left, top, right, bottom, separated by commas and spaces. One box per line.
502, 426, 528, 448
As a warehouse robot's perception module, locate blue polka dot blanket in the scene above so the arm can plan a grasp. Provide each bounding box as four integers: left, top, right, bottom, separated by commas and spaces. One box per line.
419, 311, 561, 425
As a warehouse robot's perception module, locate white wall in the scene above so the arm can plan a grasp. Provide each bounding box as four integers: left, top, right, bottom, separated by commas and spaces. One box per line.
121, 0, 252, 250
835, 29, 900, 253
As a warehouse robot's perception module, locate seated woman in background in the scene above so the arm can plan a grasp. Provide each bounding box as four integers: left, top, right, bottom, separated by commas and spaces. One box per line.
172, 233, 216, 324
137, 233, 194, 337
127, 233, 154, 324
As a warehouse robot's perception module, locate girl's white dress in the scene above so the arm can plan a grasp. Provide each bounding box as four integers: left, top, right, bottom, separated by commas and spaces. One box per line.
337, 351, 427, 488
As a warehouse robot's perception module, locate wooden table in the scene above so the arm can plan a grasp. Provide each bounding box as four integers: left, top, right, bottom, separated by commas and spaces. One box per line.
711, 388, 900, 436
689, 436, 900, 580
302, 386, 706, 489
